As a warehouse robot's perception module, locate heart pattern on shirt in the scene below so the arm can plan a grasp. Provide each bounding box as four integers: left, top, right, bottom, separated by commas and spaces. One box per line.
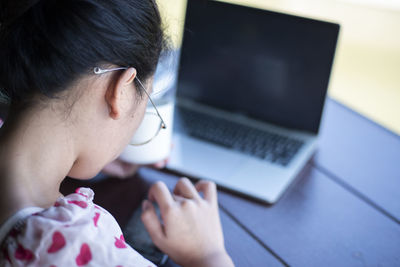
3, 188, 155, 266
76, 243, 92, 266
114, 235, 127, 249
68, 200, 88, 209
93, 212, 100, 227
75, 188, 89, 197
47, 231, 66, 253
14, 244, 33, 261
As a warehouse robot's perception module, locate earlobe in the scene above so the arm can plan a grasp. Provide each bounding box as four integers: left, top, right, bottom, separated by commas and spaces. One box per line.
105, 87, 120, 120
109, 104, 120, 120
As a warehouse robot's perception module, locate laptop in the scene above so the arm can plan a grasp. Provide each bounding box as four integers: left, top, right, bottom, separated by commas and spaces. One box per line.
167, 0, 340, 203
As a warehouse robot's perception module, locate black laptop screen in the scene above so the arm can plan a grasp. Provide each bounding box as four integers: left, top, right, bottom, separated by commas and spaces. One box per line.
176, 0, 340, 134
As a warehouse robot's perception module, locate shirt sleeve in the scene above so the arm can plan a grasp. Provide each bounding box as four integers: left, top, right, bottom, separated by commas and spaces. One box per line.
1, 187, 156, 267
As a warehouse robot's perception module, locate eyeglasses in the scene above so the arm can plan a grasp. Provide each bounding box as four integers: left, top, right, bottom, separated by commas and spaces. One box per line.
93, 66, 167, 146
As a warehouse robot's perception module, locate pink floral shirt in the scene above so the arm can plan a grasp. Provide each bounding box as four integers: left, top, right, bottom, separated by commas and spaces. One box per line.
0, 188, 156, 267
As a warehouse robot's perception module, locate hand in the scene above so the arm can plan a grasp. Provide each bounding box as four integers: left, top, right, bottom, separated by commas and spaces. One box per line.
141, 178, 234, 267
101, 158, 168, 179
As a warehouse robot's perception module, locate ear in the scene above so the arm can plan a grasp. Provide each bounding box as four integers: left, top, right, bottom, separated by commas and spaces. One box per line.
105, 68, 137, 120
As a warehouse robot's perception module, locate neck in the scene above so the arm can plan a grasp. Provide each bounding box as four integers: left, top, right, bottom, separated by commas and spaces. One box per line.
0, 105, 77, 224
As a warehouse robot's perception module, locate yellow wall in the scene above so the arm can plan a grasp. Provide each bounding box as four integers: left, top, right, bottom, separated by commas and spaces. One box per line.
157, 0, 400, 135
157, 0, 187, 47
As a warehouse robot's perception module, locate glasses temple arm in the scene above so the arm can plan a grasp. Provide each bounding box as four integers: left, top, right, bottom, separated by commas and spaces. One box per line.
135, 77, 167, 129
93, 67, 128, 74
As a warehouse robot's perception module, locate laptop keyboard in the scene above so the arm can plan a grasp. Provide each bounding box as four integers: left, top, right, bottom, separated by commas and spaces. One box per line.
177, 107, 304, 166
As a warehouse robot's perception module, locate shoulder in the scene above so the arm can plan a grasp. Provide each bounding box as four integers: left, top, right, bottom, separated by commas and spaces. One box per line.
0, 187, 155, 266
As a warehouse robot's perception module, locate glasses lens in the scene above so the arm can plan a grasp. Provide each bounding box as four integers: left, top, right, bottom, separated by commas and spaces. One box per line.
130, 112, 162, 146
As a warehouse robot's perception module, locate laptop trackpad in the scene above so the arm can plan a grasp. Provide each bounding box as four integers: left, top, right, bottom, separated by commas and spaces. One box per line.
168, 134, 245, 183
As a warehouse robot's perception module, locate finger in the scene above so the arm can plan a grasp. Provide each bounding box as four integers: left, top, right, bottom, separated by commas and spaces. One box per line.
172, 194, 187, 203
195, 180, 217, 203
173, 177, 200, 199
141, 200, 165, 248
148, 181, 174, 212
152, 159, 167, 169
120, 161, 140, 176
101, 161, 126, 178
101, 160, 139, 178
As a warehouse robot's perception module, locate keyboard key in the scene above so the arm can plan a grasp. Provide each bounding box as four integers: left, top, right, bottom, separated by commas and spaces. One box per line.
177, 107, 304, 166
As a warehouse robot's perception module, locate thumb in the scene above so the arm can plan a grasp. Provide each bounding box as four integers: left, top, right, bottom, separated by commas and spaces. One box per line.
141, 200, 165, 248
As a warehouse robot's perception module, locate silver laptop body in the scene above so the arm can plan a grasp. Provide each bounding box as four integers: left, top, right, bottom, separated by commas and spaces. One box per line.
167, 0, 340, 203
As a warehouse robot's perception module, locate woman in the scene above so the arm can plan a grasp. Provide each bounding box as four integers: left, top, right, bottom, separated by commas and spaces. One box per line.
0, 0, 234, 266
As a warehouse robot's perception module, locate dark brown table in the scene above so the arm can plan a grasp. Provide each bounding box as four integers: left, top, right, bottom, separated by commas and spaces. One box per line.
57, 98, 400, 266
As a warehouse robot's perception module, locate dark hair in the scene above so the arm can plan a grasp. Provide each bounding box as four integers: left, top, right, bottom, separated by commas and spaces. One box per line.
0, 0, 168, 107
